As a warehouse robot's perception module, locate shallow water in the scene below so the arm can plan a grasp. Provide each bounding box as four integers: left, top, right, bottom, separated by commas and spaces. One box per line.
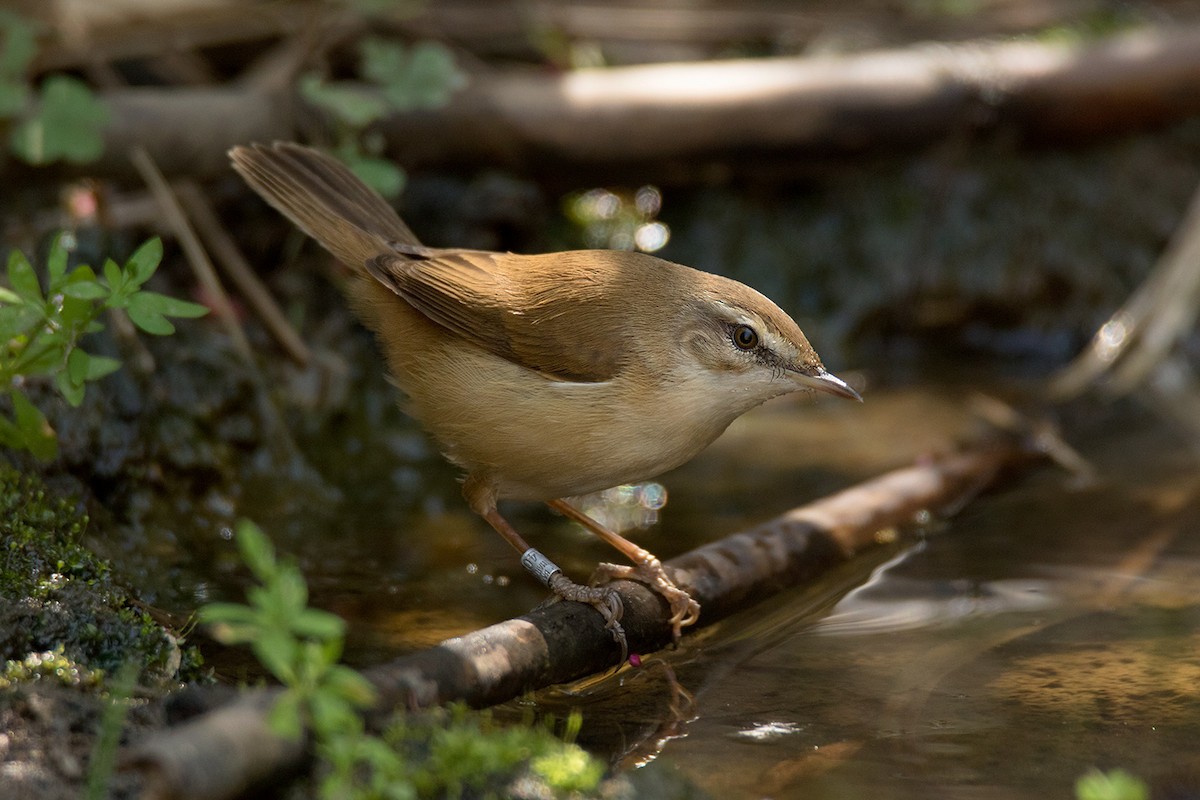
224, 368, 1200, 798
130, 124, 1200, 794
512, 386, 1200, 799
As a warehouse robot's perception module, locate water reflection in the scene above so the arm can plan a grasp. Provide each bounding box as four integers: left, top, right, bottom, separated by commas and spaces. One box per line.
814, 545, 1056, 636
514, 387, 1200, 799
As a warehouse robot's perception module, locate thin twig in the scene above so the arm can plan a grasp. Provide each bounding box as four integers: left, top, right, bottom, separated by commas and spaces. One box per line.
130, 146, 301, 462
130, 146, 255, 363
1050, 178, 1200, 399
174, 181, 312, 367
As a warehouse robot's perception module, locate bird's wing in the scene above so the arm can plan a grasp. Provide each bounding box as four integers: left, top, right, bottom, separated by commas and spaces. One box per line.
364, 245, 643, 382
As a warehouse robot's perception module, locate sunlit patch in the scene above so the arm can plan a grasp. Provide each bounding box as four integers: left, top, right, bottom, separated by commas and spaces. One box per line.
565, 186, 670, 252
734, 721, 804, 741
873, 526, 899, 544
1096, 314, 1129, 363
571, 482, 668, 534
634, 185, 662, 216
815, 577, 1056, 636
634, 221, 670, 252
466, 562, 510, 587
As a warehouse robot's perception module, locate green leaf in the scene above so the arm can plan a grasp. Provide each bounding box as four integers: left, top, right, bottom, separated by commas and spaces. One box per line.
325, 666, 376, 707
68, 348, 120, 383
0, 81, 29, 118
309, 687, 358, 736
0, 285, 20, 304
197, 602, 261, 629
55, 368, 85, 406
61, 280, 107, 300
254, 628, 298, 683
125, 294, 174, 335
342, 152, 405, 199
67, 347, 89, 384
131, 291, 209, 319
235, 520, 277, 580
0, 303, 41, 337
275, 568, 309, 617
6, 248, 43, 304
124, 237, 162, 288
299, 73, 387, 127
14, 339, 65, 376
267, 691, 304, 741
204, 620, 260, 645
0, 411, 23, 447
46, 233, 69, 286
359, 37, 409, 87
102, 258, 123, 295
84, 354, 120, 381
10, 389, 57, 460
0, 11, 39, 79
57, 294, 94, 329
10, 75, 110, 165
290, 608, 345, 641
365, 39, 466, 111
1076, 769, 1148, 800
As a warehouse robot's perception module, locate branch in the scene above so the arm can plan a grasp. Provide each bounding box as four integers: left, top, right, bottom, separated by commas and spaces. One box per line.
1050, 175, 1200, 399
128, 435, 1038, 800
57, 25, 1200, 184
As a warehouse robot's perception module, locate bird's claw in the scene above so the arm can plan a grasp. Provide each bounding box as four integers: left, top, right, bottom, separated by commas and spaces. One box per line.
547, 571, 627, 661
592, 558, 700, 642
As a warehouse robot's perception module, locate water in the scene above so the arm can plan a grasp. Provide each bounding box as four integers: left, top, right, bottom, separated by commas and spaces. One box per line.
507, 386, 1200, 798
125, 119, 1200, 795
150, 329, 1200, 798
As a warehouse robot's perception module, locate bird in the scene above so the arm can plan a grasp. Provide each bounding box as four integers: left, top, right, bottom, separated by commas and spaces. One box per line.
229, 142, 860, 656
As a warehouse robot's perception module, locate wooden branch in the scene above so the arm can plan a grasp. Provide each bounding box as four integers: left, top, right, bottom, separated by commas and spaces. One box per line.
127, 436, 1038, 800
62, 25, 1200, 185
381, 25, 1200, 170
1050, 175, 1200, 399
24, 0, 1178, 74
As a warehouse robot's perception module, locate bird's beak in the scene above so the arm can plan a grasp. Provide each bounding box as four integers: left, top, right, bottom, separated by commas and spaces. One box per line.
795, 368, 863, 402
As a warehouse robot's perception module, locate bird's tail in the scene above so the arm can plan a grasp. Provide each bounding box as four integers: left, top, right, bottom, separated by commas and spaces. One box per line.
229, 142, 420, 270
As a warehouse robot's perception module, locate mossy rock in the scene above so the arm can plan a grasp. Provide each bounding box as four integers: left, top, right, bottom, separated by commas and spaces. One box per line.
0, 465, 205, 688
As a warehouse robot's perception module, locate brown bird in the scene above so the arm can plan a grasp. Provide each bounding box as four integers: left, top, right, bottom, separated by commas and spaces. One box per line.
230, 143, 860, 655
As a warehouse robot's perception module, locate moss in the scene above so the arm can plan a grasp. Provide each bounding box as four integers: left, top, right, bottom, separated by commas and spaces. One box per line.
363, 705, 608, 799
0, 465, 206, 688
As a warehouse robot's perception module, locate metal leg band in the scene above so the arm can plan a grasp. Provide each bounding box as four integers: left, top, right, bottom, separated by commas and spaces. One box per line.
520, 548, 562, 587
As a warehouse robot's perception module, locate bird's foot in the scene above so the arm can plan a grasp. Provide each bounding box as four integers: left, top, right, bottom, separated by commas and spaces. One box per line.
547, 571, 627, 661
592, 558, 700, 642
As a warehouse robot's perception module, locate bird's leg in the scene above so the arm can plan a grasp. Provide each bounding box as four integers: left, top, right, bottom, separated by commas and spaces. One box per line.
478, 505, 626, 659
546, 499, 701, 642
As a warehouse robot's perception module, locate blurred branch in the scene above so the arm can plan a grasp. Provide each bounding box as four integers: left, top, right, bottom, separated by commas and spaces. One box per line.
1050, 177, 1200, 399
25, 24, 1200, 184
20, 0, 1152, 72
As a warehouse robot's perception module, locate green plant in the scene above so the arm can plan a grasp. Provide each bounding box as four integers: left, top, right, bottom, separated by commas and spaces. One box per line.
1076, 768, 1149, 800
84, 660, 139, 800
299, 35, 466, 197
199, 520, 379, 792
0, 234, 208, 459
201, 520, 605, 799
0, 10, 110, 165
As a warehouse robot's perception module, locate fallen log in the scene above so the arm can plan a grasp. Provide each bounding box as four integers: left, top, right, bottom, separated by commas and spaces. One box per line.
129, 434, 1039, 800
62, 25, 1200, 184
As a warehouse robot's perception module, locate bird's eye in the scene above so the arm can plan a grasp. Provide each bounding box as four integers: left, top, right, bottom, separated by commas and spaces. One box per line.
732, 324, 759, 351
